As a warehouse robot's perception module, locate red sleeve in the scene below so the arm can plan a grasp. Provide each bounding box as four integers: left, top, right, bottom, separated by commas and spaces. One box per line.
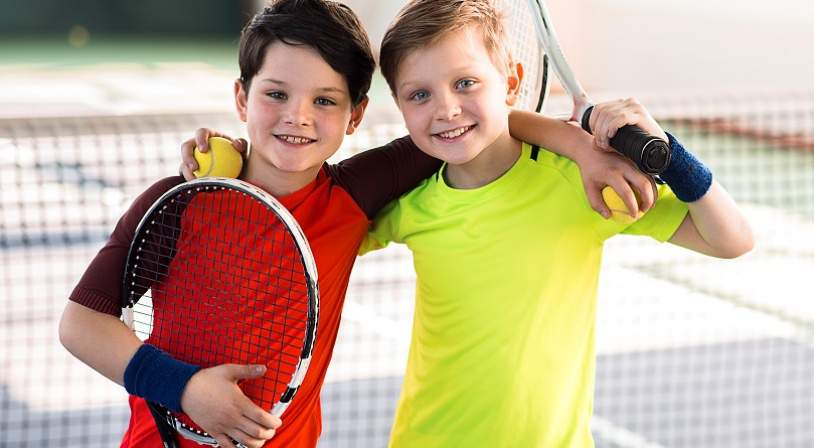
327, 135, 441, 219
68, 176, 185, 316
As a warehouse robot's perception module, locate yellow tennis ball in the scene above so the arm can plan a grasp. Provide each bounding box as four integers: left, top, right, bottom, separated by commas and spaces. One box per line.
602, 186, 644, 224
193, 137, 243, 178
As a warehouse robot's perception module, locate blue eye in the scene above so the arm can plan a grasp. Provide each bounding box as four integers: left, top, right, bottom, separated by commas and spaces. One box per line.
456, 79, 476, 90
315, 97, 337, 106
409, 90, 429, 102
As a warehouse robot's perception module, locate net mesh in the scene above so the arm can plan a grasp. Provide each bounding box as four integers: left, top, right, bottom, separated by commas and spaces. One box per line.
1, 92, 813, 447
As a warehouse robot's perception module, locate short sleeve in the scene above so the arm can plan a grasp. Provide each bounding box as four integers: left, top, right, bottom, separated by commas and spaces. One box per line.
359, 200, 403, 255
329, 136, 441, 219
68, 176, 184, 316
623, 183, 689, 242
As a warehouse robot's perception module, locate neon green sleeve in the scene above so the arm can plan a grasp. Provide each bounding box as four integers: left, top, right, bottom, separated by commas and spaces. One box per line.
359, 200, 403, 256
624, 183, 689, 242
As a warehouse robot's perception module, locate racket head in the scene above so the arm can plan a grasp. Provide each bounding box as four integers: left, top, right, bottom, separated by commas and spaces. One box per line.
121, 178, 319, 444
497, 0, 550, 113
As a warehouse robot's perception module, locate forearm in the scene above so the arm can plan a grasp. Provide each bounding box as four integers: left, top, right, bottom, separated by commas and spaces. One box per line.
670, 182, 754, 258
508, 109, 590, 161
59, 301, 142, 386
688, 182, 753, 256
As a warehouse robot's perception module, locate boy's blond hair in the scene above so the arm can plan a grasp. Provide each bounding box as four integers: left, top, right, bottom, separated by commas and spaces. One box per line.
379, 0, 511, 96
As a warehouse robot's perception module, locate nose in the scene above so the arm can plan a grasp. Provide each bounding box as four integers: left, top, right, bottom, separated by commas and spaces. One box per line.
434, 91, 462, 121
283, 99, 313, 126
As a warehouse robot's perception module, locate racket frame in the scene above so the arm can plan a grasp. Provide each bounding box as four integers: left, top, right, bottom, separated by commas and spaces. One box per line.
522, 0, 671, 174
121, 177, 319, 447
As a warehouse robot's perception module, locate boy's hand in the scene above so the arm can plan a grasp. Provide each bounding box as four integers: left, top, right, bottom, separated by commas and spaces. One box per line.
180, 129, 248, 181
586, 98, 668, 152
575, 144, 657, 219
181, 364, 281, 448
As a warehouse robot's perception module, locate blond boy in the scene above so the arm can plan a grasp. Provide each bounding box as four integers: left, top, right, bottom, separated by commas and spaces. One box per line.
364, 1, 754, 446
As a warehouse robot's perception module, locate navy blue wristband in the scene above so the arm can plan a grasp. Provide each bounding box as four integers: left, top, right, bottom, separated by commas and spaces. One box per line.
123, 344, 201, 413
659, 132, 712, 202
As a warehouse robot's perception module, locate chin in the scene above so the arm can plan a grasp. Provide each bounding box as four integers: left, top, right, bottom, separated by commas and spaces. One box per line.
432, 146, 483, 166
274, 160, 318, 173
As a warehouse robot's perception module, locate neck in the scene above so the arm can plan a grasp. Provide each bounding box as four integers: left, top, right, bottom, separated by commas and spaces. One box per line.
444, 130, 522, 189
241, 154, 320, 198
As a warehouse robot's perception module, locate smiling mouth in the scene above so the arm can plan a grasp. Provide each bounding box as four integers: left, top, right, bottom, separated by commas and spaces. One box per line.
276, 134, 317, 145
433, 125, 475, 140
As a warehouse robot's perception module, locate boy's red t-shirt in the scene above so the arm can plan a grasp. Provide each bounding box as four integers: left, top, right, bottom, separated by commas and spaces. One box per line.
69, 137, 439, 447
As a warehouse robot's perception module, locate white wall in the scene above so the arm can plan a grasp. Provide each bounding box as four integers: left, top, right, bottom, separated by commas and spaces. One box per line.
345, 0, 814, 97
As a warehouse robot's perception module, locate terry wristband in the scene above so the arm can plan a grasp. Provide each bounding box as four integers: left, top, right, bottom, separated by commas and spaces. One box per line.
659, 132, 713, 203
123, 344, 201, 413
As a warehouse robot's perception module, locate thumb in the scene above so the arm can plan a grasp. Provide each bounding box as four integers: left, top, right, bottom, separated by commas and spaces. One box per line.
226, 364, 267, 380
233, 138, 249, 155
585, 185, 610, 219
585, 183, 610, 219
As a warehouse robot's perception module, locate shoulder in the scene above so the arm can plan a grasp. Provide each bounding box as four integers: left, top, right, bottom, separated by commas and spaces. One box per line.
137, 176, 186, 206
325, 135, 441, 219
121, 176, 186, 237
519, 143, 585, 195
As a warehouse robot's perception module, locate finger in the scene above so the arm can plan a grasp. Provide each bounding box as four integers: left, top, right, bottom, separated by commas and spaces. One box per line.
225, 364, 267, 381
606, 179, 639, 217
227, 428, 267, 448
233, 138, 249, 154
237, 415, 278, 440
194, 128, 212, 152
181, 138, 199, 171
213, 433, 236, 448
632, 175, 657, 212
585, 182, 611, 219
594, 104, 615, 150
243, 405, 282, 430
608, 111, 636, 142
589, 105, 606, 149
179, 162, 196, 181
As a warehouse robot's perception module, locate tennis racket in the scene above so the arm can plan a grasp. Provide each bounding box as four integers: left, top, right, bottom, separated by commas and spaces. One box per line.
500, 0, 671, 175
121, 177, 319, 447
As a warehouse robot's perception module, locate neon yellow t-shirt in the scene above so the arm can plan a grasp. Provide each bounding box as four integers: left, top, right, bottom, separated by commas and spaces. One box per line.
362, 143, 689, 448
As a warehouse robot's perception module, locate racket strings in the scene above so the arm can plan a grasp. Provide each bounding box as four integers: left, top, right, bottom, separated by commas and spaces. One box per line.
496, 0, 548, 112
125, 187, 312, 417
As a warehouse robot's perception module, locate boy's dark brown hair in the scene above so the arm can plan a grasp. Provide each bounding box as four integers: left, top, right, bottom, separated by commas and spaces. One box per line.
238, 0, 375, 106
379, 0, 511, 97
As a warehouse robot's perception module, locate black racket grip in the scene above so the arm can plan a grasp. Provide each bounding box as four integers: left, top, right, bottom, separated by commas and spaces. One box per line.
581, 106, 671, 175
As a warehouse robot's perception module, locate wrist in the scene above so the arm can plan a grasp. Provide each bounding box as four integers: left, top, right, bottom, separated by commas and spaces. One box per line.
123, 344, 201, 412
659, 133, 713, 202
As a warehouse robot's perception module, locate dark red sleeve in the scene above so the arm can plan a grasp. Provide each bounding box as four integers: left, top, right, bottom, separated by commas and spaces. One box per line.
69, 176, 185, 316
328, 135, 441, 219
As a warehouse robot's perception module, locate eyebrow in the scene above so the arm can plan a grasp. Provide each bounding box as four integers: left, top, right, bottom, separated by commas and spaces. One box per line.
258, 78, 347, 94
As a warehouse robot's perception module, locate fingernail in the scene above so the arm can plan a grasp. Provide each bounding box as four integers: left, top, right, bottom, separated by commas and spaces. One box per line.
254, 365, 266, 373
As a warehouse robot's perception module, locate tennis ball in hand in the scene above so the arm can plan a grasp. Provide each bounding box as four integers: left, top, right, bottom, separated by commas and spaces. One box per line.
193, 137, 244, 178
602, 186, 643, 224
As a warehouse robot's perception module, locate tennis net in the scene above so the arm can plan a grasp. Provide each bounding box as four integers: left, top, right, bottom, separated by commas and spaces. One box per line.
1, 92, 812, 447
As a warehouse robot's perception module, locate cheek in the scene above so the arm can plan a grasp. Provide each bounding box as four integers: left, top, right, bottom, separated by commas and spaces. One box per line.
400, 107, 426, 133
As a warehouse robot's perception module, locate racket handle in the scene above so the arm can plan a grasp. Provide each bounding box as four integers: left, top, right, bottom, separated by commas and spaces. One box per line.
581, 106, 671, 175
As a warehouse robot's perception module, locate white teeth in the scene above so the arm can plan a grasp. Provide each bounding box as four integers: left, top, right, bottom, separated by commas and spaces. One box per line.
438, 126, 472, 139
279, 135, 313, 144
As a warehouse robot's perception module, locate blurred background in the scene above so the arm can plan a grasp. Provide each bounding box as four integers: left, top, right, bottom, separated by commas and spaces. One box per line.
1, 0, 812, 447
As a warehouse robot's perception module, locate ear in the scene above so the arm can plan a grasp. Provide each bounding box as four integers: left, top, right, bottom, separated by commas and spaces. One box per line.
346, 96, 369, 135
234, 79, 249, 123
506, 61, 523, 107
